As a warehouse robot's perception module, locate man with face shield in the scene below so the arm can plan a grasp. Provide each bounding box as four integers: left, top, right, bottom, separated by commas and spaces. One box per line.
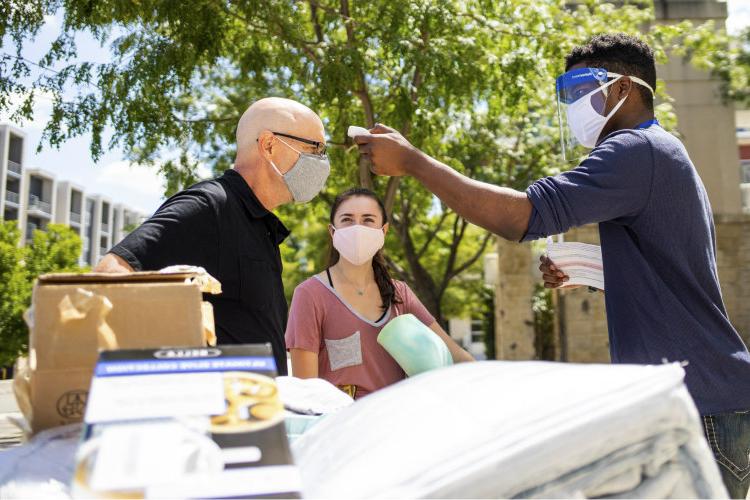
556, 66, 656, 161
95, 97, 331, 375
354, 33, 750, 497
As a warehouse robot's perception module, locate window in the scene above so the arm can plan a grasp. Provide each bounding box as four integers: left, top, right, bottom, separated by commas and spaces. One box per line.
741, 160, 750, 184
470, 318, 484, 344
8, 135, 22, 164
71, 191, 82, 214
29, 177, 43, 198
101, 202, 109, 223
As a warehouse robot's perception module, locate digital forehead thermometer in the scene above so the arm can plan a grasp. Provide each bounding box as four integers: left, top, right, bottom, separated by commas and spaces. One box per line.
347, 126, 369, 138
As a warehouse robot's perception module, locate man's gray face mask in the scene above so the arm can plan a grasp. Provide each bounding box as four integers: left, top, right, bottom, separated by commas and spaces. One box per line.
270, 137, 330, 203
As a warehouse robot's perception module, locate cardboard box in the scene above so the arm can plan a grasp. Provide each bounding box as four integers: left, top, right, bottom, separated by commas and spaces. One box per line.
15, 271, 220, 434
73, 344, 301, 499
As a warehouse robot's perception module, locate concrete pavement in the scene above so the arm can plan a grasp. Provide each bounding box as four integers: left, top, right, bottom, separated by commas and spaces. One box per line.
0, 380, 22, 450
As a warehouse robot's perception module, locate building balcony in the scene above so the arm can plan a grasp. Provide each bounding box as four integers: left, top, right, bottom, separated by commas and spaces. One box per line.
99, 247, 108, 256
28, 194, 52, 215
7, 160, 22, 176
26, 223, 38, 243
70, 212, 82, 224
100, 223, 110, 234
5, 191, 20, 205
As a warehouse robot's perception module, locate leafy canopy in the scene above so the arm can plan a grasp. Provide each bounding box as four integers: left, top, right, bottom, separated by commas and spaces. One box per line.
0, 0, 729, 322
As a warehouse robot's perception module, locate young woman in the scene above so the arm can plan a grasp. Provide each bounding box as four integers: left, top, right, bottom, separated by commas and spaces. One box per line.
285, 188, 473, 399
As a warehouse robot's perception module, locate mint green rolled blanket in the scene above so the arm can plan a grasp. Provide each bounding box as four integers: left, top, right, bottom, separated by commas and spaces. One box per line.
377, 314, 453, 376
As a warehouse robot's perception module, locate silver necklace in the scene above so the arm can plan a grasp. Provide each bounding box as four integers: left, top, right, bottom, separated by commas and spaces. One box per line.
334, 267, 372, 296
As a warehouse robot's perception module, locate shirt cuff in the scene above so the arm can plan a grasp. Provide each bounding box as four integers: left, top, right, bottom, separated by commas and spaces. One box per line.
285, 340, 320, 354
109, 245, 144, 271
520, 191, 544, 242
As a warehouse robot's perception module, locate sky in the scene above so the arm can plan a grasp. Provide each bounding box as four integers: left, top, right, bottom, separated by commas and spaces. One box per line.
1, 1, 749, 215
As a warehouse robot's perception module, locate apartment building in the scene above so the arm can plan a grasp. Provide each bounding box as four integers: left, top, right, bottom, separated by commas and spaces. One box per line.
23, 168, 56, 244
93, 195, 114, 265
0, 123, 147, 266
0, 124, 26, 230
113, 203, 143, 244
56, 180, 86, 235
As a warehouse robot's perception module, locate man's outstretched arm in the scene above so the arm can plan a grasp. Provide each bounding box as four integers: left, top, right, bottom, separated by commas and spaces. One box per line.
355, 124, 532, 241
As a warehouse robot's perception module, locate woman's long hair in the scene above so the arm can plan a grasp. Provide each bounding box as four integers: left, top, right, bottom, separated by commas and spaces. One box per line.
327, 188, 401, 310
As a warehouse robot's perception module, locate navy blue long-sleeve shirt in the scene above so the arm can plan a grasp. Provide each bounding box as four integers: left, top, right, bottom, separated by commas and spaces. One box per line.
524, 124, 750, 415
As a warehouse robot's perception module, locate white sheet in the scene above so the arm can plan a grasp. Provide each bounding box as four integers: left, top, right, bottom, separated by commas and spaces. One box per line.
292, 361, 726, 498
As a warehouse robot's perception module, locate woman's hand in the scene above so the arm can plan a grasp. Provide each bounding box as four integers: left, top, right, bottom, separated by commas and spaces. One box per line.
429, 322, 475, 363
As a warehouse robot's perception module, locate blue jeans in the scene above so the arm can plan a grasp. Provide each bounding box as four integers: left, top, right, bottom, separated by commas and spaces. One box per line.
703, 411, 750, 499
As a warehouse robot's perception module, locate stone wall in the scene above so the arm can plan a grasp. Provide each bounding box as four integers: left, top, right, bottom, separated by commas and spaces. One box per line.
554, 226, 610, 364
715, 214, 750, 346
494, 238, 536, 360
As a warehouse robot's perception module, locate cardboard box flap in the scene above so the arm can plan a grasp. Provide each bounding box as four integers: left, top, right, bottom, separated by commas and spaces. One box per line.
39, 267, 221, 295
39, 272, 198, 284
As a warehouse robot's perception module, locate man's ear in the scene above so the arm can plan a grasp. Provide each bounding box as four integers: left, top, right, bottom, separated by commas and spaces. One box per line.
616, 77, 633, 101
257, 130, 276, 160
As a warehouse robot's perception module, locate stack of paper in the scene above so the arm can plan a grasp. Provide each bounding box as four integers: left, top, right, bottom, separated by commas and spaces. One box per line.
546, 237, 605, 290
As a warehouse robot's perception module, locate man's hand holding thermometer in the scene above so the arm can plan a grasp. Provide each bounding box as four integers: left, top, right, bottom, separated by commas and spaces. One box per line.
347, 126, 370, 138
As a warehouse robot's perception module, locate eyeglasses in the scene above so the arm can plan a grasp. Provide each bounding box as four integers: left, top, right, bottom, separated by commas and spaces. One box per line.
272, 131, 327, 156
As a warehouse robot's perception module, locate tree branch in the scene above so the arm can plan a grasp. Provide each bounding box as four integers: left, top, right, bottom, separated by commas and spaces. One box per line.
454, 11, 536, 38
385, 255, 412, 283
0, 53, 63, 75
339, 0, 375, 189
225, 5, 323, 65
395, 196, 436, 292
417, 209, 450, 259
308, 1, 324, 44
385, 26, 427, 213
171, 113, 239, 124
383, 177, 400, 216
308, 0, 352, 22
448, 231, 492, 279
439, 215, 468, 292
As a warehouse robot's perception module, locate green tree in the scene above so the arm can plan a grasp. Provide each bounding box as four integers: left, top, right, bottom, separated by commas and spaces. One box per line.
0, 222, 29, 368
0, 222, 83, 367
25, 223, 84, 277
673, 23, 750, 107
0, 0, 726, 324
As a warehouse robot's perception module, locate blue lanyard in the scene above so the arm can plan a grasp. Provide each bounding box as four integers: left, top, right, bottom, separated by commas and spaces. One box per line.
635, 118, 659, 129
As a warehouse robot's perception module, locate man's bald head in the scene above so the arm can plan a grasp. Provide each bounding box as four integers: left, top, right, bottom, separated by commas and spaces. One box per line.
235, 97, 324, 158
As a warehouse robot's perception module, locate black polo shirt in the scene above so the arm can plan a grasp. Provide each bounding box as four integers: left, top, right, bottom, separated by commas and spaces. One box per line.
110, 169, 290, 375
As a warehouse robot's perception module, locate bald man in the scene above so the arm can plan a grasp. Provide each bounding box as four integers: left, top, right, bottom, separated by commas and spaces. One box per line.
95, 97, 330, 374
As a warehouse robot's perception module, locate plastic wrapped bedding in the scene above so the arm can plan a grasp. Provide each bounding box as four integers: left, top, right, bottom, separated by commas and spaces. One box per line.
291, 361, 727, 499
0, 423, 80, 498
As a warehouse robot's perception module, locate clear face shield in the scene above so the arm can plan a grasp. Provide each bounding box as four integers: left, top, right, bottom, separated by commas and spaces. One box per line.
556, 67, 655, 161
